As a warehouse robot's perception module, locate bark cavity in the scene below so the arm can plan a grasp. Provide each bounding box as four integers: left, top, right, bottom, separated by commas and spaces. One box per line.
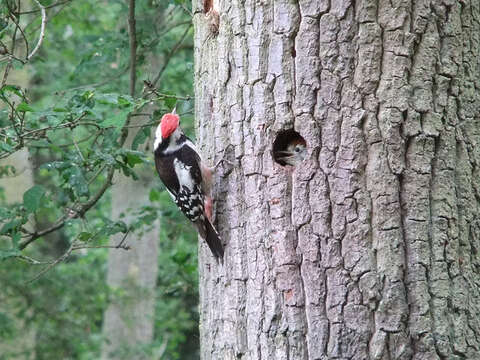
272, 129, 307, 167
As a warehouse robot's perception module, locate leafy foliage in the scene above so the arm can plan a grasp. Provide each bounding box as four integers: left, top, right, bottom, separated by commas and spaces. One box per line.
0, 0, 198, 358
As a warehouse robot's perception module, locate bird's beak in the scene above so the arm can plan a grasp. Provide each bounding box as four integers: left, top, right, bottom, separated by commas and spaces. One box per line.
171, 106, 177, 115
276, 153, 295, 161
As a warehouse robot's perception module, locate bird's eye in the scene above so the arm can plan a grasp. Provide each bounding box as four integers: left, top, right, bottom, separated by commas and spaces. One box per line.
294, 146, 301, 152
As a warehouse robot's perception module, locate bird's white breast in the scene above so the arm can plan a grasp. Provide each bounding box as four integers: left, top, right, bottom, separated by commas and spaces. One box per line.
173, 158, 195, 191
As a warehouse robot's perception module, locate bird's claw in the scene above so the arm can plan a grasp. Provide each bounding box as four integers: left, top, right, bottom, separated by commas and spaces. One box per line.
213, 144, 236, 170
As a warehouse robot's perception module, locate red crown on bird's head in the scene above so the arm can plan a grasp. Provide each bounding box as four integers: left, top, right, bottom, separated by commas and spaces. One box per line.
160, 111, 180, 139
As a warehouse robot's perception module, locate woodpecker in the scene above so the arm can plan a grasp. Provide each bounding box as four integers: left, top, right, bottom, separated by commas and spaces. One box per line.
153, 110, 224, 259
275, 139, 307, 166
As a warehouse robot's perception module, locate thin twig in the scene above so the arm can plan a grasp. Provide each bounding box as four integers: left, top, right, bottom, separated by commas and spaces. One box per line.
77, 167, 115, 217
19, 217, 66, 249
72, 136, 85, 162
178, 2, 193, 17
22, 0, 67, 37
18, 167, 115, 250
20, 113, 88, 138
119, 111, 193, 129
19, 0, 72, 14
115, 230, 130, 248
72, 244, 130, 250
87, 164, 107, 185
7, 13, 29, 57
154, 93, 193, 101
25, 231, 130, 282
123, 121, 155, 129
14, 0, 190, 252
27, 0, 47, 61
27, 131, 101, 149
152, 24, 192, 87
0, 54, 26, 64
27, 241, 76, 283
58, 66, 130, 92
14, 254, 55, 265
157, 20, 191, 38
73, 230, 131, 251
1, 14, 19, 87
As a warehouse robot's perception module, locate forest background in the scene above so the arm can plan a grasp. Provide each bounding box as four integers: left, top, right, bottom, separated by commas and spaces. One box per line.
0, 0, 199, 359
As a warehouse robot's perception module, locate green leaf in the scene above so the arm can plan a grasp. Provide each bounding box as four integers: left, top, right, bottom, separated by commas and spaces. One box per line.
0, 18, 8, 33
125, 152, 144, 167
0, 219, 22, 235
0, 249, 21, 261
95, 152, 116, 165
117, 96, 133, 108
78, 232, 92, 241
164, 96, 177, 110
0, 142, 13, 153
172, 249, 190, 264
102, 108, 130, 128
40, 161, 69, 170
132, 126, 151, 151
149, 188, 160, 202
0, 165, 16, 178
66, 168, 89, 197
111, 221, 128, 234
0, 85, 22, 98
16, 102, 34, 112
23, 185, 46, 213
101, 220, 128, 236
12, 232, 20, 247
120, 165, 138, 180
96, 93, 120, 105
68, 91, 95, 111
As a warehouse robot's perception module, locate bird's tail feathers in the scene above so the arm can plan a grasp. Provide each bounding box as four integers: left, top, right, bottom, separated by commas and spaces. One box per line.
194, 216, 224, 259
200, 219, 224, 260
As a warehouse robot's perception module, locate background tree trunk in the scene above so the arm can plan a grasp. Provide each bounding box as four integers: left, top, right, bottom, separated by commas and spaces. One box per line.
0, 150, 36, 360
101, 1, 159, 355
101, 125, 159, 360
0, 62, 36, 359
194, 0, 480, 359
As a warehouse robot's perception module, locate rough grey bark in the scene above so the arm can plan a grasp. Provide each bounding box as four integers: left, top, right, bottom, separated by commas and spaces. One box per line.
101, 127, 159, 360
194, 0, 480, 359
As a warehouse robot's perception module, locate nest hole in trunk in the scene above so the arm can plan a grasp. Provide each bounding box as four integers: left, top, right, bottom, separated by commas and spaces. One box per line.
272, 129, 307, 167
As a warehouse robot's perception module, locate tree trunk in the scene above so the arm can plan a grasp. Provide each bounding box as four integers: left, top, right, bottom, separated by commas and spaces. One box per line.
0, 150, 36, 359
101, 126, 159, 360
194, 1, 480, 359
0, 59, 36, 359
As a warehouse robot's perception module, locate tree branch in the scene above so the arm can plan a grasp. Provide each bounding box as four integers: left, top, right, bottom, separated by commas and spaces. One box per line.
128, 0, 137, 97
18, 0, 72, 15
24, 229, 131, 282
13, 0, 190, 253
26, 240, 77, 283
152, 24, 192, 87
18, 167, 115, 250
27, 0, 47, 61
1, 10, 19, 87
7, 13, 29, 57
